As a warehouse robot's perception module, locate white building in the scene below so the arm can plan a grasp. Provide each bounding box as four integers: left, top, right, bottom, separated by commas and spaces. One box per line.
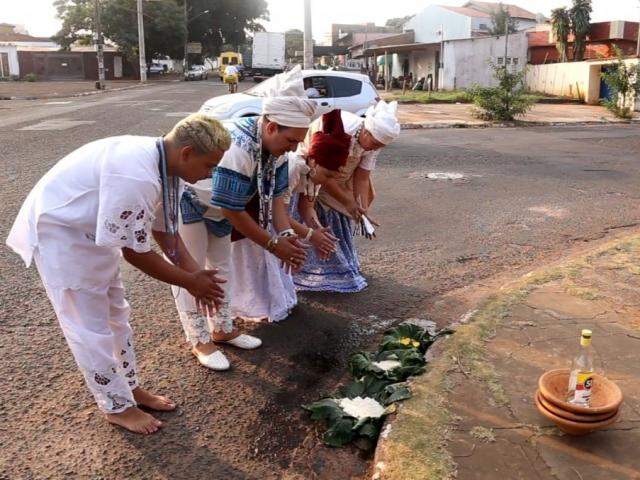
405, 1, 538, 44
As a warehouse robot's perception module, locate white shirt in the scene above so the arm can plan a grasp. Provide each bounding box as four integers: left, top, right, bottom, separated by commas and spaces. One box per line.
225, 65, 239, 76
7, 136, 171, 289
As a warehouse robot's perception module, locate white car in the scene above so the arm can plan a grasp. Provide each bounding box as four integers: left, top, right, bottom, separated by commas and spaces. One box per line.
200, 70, 380, 119
184, 65, 208, 81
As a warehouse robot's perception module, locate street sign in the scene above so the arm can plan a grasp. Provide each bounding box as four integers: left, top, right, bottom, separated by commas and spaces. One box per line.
186, 42, 202, 54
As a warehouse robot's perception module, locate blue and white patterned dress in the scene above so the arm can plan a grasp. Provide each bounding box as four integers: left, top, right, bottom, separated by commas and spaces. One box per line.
210, 117, 293, 322
293, 111, 378, 293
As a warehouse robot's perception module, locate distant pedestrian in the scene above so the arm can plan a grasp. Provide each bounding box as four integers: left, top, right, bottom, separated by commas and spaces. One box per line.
6, 114, 231, 434
224, 64, 239, 93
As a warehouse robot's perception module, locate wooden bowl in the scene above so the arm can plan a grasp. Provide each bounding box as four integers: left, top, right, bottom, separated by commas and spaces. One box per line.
538, 369, 623, 415
535, 393, 620, 435
535, 390, 617, 423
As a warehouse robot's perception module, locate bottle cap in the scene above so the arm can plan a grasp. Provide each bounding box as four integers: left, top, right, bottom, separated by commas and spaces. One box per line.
581, 329, 592, 338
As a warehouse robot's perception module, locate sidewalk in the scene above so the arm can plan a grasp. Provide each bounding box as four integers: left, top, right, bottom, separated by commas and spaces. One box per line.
0, 77, 179, 100
396, 103, 638, 129
374, 232, 640, 480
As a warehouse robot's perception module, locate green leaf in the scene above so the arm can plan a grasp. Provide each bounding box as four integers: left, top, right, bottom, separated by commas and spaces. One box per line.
340, 380, 366, 399
383, 384, 412, 405
302, 398, 343, 423
324, 418, 356, 447
358, 421, 380, 439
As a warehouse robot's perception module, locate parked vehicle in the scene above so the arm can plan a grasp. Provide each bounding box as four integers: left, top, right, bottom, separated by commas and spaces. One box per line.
184, 65, 208, 81
251, 32, 285, 81
218, 51, 244, 80
200, 70, 380, 119
148, 63, 165, 75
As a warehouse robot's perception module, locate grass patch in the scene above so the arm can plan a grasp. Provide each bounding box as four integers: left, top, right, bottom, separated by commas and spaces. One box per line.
384, 90, 472, 104
470, 426, 496, 443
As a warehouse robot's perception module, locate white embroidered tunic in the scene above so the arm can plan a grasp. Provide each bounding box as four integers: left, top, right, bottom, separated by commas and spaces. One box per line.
7, 136, 171, 290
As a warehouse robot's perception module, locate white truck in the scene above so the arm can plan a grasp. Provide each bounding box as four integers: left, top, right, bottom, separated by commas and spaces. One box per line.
251, 31, 285, 81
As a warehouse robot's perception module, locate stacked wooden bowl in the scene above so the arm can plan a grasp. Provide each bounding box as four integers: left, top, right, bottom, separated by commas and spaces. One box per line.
535, 369, 623, 435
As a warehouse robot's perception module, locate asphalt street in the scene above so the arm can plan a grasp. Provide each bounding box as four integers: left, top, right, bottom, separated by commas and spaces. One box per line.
1, 79, 640, 479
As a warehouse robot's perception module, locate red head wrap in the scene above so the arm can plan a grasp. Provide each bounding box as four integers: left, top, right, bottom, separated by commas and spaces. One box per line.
308, 109, 351, 171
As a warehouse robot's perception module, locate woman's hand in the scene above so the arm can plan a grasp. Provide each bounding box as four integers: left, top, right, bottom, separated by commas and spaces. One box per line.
185, 269, 226, 310
346, 200, 366, 222
309, 227, 338, 260
274, 236, 308, 272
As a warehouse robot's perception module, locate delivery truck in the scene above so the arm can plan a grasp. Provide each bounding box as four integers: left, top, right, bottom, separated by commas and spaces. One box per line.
251, 31, 285, 81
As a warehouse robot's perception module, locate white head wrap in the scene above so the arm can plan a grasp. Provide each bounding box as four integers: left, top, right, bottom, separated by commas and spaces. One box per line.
364, 100, 401, 145
262, 65, 320, 128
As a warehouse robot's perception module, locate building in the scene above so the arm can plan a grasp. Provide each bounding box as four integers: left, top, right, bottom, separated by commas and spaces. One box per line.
404, 1, 538, 44
0, 23, 130, 80
525, 21, 640, 105
331, 23, 399, 46
528, 21, 639, 64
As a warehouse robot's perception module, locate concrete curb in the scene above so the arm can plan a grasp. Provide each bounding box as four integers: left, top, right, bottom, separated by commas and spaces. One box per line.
0, 81, 159, 101
400, 118, 640, 130
371, 231, 640, 480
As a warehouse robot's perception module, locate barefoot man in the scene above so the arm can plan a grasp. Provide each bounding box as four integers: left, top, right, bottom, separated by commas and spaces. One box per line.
6, 114, 231, 434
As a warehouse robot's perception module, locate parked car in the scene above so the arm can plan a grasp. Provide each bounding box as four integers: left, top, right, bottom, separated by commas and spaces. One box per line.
148, 63, 164, 75
184, 65, 208, 81
200, 70, 380, 119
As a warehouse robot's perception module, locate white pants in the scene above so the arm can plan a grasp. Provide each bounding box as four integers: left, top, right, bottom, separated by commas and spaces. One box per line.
173, 221, 233, 346
34, 252, 138, 414
230, 238, 297, 322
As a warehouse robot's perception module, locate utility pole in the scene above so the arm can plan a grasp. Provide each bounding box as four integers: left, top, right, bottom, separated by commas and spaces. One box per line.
184, 0, 189, 74
94, 0, 105, 89
636, 0, 640, 57
136, 0, 147, 82
504, 13, 510, 67
303, 0, 314, 69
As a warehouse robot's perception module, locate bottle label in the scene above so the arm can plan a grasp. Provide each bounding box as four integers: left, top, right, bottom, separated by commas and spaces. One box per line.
573, 372, 594, 405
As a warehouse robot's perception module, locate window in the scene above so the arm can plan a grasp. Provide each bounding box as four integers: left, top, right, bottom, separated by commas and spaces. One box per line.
326, 76, 362, 98
506, 57, 512, 65
479, 23, 488, 30
0, 53, 9, 77
497, 57, 504, 65
512, 57, 519, 65
303, 76, 329, 98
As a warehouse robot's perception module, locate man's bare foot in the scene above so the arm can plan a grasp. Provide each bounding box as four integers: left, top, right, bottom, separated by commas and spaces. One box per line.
105, 406, 162, 434
132, 387, 176, 411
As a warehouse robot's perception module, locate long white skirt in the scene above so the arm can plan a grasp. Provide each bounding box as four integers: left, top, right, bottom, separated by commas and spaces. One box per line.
229, 238, 297, 322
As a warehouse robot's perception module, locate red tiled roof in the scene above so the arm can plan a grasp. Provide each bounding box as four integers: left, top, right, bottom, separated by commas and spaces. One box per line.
0, 32, 53, 42
463, 1, 538, 20
441, 5, 491, 18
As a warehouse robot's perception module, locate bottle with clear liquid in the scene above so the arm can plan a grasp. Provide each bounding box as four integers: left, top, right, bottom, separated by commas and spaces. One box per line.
567, 329, 594, 406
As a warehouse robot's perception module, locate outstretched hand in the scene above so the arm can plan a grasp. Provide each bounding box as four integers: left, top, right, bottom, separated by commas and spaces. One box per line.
186, 269, 226, 310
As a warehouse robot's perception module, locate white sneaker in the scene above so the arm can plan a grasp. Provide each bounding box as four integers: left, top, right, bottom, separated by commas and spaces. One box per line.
217, 334, 262, 350
194, 350, 230, 371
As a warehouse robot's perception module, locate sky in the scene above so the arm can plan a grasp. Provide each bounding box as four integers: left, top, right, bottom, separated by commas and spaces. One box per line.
3, 0, 640, 43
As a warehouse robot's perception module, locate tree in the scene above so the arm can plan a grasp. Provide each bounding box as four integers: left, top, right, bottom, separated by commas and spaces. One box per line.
488, 3, 518, 36
186, 0, 269, 57
469, 63, 534, 121
570, 0, 592, 61
600, 45, 640, 119
385, 15, 413, 31
53, 0, 186, 68
551, 7, 571, 62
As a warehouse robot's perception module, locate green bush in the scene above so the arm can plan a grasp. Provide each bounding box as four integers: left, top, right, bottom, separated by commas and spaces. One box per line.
24, 73, 38, 82
468, 63, 534, 121
601, 46, 640, 119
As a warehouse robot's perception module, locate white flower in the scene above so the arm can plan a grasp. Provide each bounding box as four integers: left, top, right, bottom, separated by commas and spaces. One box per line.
338, 396, 386, 420
372, 360, 402, 372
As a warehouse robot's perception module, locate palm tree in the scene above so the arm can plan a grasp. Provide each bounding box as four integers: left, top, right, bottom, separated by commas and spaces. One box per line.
571, 0, 592, 61
551, 7, 571, 63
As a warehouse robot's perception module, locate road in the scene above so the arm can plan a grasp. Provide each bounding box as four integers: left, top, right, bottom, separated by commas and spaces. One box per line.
1, 79, 640, 479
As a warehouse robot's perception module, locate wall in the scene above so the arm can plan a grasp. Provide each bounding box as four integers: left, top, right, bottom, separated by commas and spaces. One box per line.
408, 49, 438, 82
525, 59, 640, 104
442, 31, 528, 90
0, 44, 19, 76
405, 5, 471, 44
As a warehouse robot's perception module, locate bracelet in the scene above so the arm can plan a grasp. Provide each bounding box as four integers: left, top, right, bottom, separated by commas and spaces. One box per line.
266, 235, 279, 253
304, 227, 314, 241
279, 228, 295, 237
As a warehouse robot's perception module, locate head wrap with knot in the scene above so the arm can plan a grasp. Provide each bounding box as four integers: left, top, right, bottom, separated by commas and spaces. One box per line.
363, 100, 401, 145
261, 65, 321, 128
307, 109, 351, 171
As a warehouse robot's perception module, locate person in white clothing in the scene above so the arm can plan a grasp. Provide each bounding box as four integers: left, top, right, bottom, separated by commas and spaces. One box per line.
6, 113, 231, 435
